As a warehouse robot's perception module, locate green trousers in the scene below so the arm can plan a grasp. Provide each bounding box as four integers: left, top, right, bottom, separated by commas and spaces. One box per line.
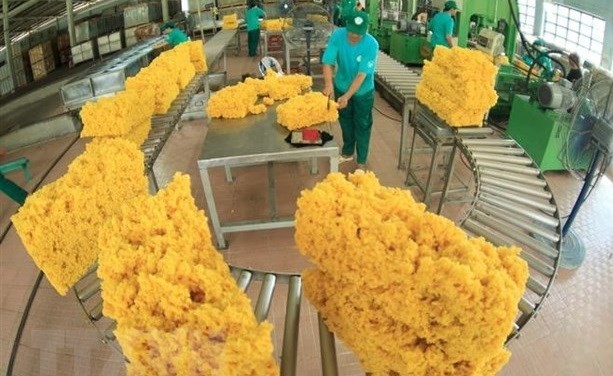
335, 88, 375, 164
0, 173, 28, 205
248, 29, 260, 57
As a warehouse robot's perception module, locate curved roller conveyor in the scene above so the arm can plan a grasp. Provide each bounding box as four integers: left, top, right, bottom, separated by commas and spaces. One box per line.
455, 132, 562, 339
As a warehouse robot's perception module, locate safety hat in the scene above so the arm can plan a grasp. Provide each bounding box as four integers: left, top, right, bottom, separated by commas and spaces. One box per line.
444, 1, 460, 11
160, 21, 176, 32
346, 10, 369, 36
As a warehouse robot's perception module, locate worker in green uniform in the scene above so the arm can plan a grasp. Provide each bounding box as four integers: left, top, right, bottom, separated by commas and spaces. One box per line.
160, 22, 189, 46
428, 0, 459, 49
322, 10, 379, 170
246, 0, 266, 57
522, 38, 554, 80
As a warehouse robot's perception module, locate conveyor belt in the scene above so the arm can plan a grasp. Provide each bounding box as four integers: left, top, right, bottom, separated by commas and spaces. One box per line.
374, 51, 421, 168
456, 132, 562, 339
142, 72, 206, 191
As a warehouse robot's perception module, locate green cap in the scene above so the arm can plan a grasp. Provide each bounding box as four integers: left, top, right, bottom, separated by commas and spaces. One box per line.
444, 1, 459, 10
160, 21, 176, 31
346, 10, 369, 36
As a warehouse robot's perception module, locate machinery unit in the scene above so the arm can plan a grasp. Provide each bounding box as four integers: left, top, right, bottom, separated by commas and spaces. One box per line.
457, 0, 518, 59
474, 28, 505, 57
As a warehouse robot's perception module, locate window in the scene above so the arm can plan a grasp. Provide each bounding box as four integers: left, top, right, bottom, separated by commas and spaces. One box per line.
517, 0, 536, 34
543, 3, 605, 65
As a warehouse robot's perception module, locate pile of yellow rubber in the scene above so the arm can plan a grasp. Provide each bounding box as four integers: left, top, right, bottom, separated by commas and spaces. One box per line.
11, 139, 148, 295
206, 70, 313, 119
416, 46, 499, 127
98, 174, 279, 375
295, 171, 528, 376
80, 41, 207, 147
276, 92, 338, 130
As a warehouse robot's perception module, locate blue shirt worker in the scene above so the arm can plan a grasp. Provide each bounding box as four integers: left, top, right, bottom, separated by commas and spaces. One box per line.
322, 10, 379, 170
429, 0, 459, 49
160, 22, 189, 47
246, 2, 266, 57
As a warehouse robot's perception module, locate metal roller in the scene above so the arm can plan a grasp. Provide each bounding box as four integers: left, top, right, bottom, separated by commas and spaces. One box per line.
236, 270, 253, 292
462, 219, 555, 277
462, 138, 518, 146
479, 167, 547, 187
456, 128, 494, 136
475, 201, 560, 243
470, 210, 559, 259
471, 152, 534, 165
464, 145, 526, 155
518, 297, 536, 316
480, 193, 559, 227
89, 300, 104, 322
254, 273, 277, 322
480, 186, 558, 214
475, 160, 541, 175
481, 177, 553, 200
281, 276, 302, 376
76, 279, 101, 302
318, 313, 339, 376
526, 276, 548, 296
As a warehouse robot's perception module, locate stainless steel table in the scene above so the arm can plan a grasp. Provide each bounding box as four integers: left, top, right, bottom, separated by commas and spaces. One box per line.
198, 107, 339, 249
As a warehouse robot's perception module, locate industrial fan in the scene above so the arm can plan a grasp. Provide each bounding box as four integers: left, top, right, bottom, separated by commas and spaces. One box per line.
282, 2, 334, 75
537, 70, 613, 268
279, 0, 294, 16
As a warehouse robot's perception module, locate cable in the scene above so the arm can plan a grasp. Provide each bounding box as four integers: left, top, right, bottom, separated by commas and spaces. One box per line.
374, 105, 402, 122
5, 133, 80, 376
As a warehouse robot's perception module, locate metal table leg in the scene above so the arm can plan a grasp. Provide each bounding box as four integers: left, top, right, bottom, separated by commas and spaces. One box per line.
398, 101, 410, 169
437, 142, 458, 214
225, 165, 233, 183
147, 168, 159, 193
318, 313, 339, 376
199, 167, 227, 249
423, 141, 441, 205
310, 157, 318, 174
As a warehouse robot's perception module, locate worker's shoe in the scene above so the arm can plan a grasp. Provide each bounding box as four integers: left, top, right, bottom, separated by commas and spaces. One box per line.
356, 164, 367, 171
339, 154, 353, 163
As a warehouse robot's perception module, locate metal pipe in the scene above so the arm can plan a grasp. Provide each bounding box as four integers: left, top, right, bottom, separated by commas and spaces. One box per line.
481, 185, 557, 213
161, 0, 170, 22
481, 177, 553, 200
236, 270, 253, 292
562, 150, 602, 236
318, 313, 339, 376
2, 0, 16, 90
465, 145, 525, 155
254, 274, 276, 322
480, 193, 559, 227
280, 276, 302, 376
476, 160, 540, 175
66, 0, 76, 47
479, 167, 547, 187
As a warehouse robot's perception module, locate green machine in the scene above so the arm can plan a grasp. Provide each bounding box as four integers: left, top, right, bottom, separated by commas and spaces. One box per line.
456, 0, 518, 59
507, 85, 593, 172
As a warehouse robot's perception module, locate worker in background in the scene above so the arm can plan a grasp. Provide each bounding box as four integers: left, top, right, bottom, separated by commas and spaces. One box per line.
322, 10, 378, 170
160, 22, 189, 46
566, 52, 583, 83
428, 1, 459, 49
522, 38, 554, 80
246, 0, 266, 57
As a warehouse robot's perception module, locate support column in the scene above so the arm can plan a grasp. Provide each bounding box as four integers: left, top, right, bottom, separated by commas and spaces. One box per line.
66, 0, 76, 46
2, 0, 16, 89
534, 0, 545, 37
161, 0, 170, 22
